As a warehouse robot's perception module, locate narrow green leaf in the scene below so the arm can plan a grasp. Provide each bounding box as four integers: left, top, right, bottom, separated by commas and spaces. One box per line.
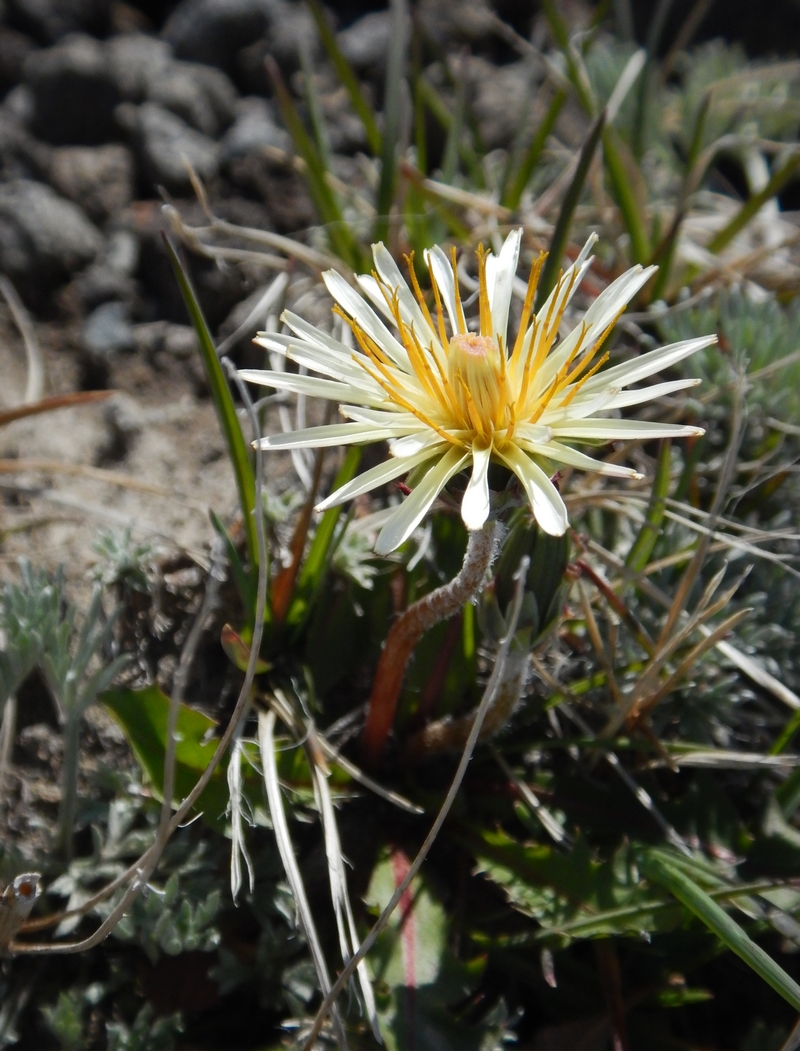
210, 509, 257, 624
440, 63, 466, 186
288, 448, 362, 628
603, 125, 651, 264
502, 89, 567, 211
375, 0, 409, 244
625, 440, 671, 572
642, 851, 800, 1012
416, 77, 483, 186
306, 0, 382, 154
770, 707, 800, 757
267, 57, 362, 269
164, 235, 258, 571
535, 110, 606, 311
708, 153, 800, 255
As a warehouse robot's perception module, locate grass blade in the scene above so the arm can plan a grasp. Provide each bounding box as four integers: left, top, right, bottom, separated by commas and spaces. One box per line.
163, 234, 258, 572
642, 851, 800, 1012
502, 88, 567, 211
375, 0, 409, 244
535, 110, 606, 310
210, 510, 258, 624
258, 710, 349, 1049
307, 0, 381, 154
708, 152, 800, 255
625, 440, 671, 573
603, 126, 651, 263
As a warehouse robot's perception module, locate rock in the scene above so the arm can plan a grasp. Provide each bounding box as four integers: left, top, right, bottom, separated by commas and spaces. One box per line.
468, 58, 537, 150
24, 33, 121, 145
6, 0, 112, 43
82, 300, 135, 358
146, 60, 237, 137
0, 27, 36, 98
107, 32, 172, 101
116, 101, 219, 193
2, 84, 35, 127
337, 11, 391, 72
162, 0, 272, 75
65, 228, 139, 310
265, 0, 320, 74
0, 179, 101, 306
132, 320, 197, 359
219, 96, 289, 164
48, 143, 134, 222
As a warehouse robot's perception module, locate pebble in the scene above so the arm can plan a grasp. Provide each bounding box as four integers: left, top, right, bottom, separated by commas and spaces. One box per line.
0, 178, 101, 304
82, 299, 135, 358
116, 101, 219, 194
0, 26, 36, 97
146, 60, 237, 137
107, 32, 173, 101
23, 32, 120, 145
162, 0, 273, 75
337, 10, 392, 72
65, 228, 140, 310
219, 96, 290, 164
6, 0, 113, 43
47, 143, 134, 223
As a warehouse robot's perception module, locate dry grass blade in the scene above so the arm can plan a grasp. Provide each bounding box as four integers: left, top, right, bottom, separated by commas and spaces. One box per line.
0, 391, 113, 428
259, 710, 349, 1050
301, 554, 530, 1051
0, 276, 43, 404
309, 749, 381, 1041
228, 738, 255, 902
491, 746, 572, 847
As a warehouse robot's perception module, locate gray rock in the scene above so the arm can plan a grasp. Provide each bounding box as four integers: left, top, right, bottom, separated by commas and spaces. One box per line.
48, 143, 134, 222
107, 33, 172, 101
2, 84, 35, 127
337, 11, 391, 72
116, 101, 219, 193
0, 179, 101, 305
162, 0, 273, 75
132, 320, 197, 359
265, 0, 320, 73
82, 300, 135, 358
147, 60, 237, 137
468, 57, 537, 150
6, 0, 112, 43
66, 228, 139, 310
0, 26, 36, 97
24, 33, 121, 145
220, 96, 289, 164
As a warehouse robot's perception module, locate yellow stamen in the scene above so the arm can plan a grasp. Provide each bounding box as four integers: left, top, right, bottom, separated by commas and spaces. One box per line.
450, 246, 467, 334
477, 244, 491, 338
510, 251, 546, 368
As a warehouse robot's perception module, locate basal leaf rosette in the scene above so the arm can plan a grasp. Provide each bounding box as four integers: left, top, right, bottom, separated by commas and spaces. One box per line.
241, 231, 713, 555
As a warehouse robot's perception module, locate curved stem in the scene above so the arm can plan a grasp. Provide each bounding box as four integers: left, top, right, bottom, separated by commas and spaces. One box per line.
363, 521, 496, 764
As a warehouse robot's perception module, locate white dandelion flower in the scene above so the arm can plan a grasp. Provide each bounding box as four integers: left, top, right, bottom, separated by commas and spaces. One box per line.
241, 230, 713, 556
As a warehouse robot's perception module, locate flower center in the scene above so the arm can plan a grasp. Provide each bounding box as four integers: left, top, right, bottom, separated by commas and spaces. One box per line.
447, 333, 506, 440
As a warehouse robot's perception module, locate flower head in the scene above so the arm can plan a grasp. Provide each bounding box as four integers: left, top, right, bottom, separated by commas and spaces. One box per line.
242, 231, 713, 555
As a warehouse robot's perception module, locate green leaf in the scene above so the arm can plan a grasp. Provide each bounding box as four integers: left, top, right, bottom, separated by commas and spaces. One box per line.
603, 124, 651, 263
641, 850, 800, 1012
210, 510, 257, 624
307, 0, 381, 154
502, 88, 567, 211
625, 439, 671, 573
374, 0, 409, 244
535, 110, 606, 311
708, 152, 800, 255
163, 236, 258, 574
102, 685, 230, 829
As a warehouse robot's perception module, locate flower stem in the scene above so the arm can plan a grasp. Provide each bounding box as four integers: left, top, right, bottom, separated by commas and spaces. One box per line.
363, 521, 497, 764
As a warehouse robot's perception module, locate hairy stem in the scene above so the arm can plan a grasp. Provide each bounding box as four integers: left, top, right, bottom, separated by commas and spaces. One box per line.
363, 521, 497, 764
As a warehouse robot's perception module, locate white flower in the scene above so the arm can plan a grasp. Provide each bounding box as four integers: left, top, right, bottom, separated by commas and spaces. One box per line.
242, 231, 713, 556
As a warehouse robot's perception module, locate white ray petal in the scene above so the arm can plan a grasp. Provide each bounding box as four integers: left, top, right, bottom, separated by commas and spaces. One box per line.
489, 228, 521, 346
389, 432, 451, 457
372, 242, 438, 346
238, 370, 386, 407
518, 439, 643, 478
356, 273, 397, 324
323, 270, 411, 368
316, 445, 445, 512
257, 330, 368, 384
256, 423, 408, 450
540, 387, 621, 424
375, 448, 469, 555
578, 377, 702, 411
581, 335, 717, 392
510, 421, 554, 444
340, 406, 425, 428
461, 443, 492, 531
497, 445, 569, 536
552, 419, 705, 440
425, 245, 459, 334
